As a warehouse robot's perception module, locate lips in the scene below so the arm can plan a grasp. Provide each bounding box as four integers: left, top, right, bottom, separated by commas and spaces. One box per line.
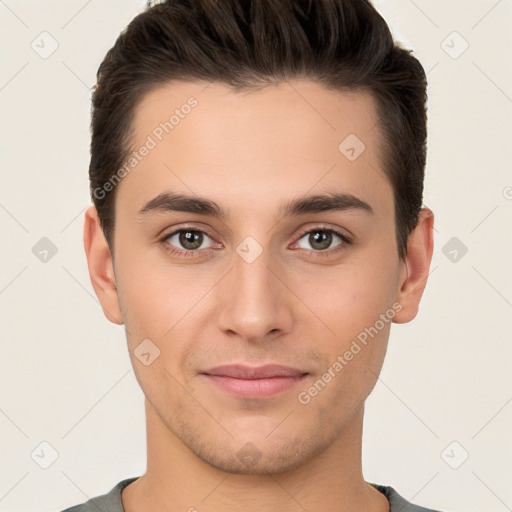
202, 364, 306, 379
200, 364, 308, 399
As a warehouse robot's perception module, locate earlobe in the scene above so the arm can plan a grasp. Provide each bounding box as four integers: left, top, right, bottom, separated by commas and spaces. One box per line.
393, 207, 434, 324
83, 205, 124, 325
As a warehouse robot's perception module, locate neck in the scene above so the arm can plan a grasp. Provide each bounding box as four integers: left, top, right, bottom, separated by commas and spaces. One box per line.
122, 400, 389, 512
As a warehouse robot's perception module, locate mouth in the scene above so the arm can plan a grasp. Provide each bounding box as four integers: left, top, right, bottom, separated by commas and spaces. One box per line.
200, 364, 309, 399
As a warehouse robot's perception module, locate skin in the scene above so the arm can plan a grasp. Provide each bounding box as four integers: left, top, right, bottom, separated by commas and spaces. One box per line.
84, 80, 434, 512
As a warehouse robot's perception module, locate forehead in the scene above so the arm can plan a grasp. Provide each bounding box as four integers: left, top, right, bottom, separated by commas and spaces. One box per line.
117, 79, 392, 219
132, 79, 380, 157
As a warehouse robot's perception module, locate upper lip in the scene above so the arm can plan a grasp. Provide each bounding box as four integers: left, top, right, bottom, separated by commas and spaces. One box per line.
201, 364, 307, 379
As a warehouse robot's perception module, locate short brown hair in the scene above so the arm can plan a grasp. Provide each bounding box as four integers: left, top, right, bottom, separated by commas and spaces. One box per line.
89, 0, 427, 259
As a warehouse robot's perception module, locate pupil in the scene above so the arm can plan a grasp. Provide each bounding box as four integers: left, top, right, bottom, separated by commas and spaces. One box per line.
311, 231, 331, 250
181, 230, 201, 249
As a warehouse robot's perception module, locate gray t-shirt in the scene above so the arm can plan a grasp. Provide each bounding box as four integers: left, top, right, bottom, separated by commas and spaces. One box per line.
58, 477, 444, 511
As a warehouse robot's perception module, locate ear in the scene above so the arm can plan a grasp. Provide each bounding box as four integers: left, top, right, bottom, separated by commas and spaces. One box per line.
83, 205, 123, 325
393, 207, 434, 324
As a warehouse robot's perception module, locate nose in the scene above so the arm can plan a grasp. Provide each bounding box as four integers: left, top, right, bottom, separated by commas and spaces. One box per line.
216, 245, 293, 344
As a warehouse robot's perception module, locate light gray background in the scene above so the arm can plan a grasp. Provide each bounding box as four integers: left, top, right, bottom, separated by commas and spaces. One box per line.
1, 1, 511, 511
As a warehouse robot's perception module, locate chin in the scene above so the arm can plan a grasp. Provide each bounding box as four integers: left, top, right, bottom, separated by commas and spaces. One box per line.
184, 431, 329, 476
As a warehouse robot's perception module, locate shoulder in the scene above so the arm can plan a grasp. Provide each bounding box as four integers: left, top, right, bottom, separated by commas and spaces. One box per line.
370, 483, 447, 512
57, 477, 139, 512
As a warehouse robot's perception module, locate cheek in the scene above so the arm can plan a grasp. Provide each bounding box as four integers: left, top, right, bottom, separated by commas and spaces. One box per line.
114, 253, 219, 385
115, 249, 204, 336
294, 257, 400, 342
290, 252, 399, 405
296, 309, 392, 420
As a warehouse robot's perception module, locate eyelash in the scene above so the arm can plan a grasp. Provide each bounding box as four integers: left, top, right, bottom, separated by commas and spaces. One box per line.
160, 225, 352, 259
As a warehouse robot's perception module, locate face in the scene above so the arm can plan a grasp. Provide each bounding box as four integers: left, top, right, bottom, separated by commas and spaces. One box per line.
86, 80, 431, 475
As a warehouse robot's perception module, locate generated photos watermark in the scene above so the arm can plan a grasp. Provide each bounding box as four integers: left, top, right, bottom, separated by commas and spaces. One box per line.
93, 96, 198, 200
297, 302, 403, 405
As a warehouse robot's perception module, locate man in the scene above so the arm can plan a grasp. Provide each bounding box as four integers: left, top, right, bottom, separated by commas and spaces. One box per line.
62, 0, 442, 510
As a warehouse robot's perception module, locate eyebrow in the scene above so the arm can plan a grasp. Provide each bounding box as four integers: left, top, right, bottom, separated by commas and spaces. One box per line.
137, 191, 373, 219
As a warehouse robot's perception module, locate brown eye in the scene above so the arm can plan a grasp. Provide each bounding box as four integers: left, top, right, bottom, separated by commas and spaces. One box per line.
296, 229, 344, 251
165, 229, 210, 251
179, 230, 203, 250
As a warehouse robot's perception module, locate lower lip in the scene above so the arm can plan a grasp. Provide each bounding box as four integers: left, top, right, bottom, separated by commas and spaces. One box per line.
202, 374, 307, 399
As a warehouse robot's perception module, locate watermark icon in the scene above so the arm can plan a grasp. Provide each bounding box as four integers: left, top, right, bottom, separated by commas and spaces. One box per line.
32, 237, 58, 263
298, 302, 402, 405
31, 441, 59, 469
237, 442, 263, 468
441, 31, 469, 60
442, 236, 468, 263
503, 186, 512, 200
338, 134, 366, 161
31, 31, 59, 59
93, 97, 198, 200
134, 338, 161, 366
441, 441, 469, 469
236, 236, 264, 263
